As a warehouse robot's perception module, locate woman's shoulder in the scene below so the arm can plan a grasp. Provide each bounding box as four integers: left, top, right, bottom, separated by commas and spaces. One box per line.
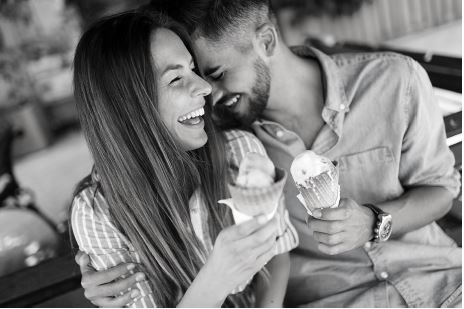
71, 174, 111, 230
70, 174, 130, 254
223, 129, 269, 175
224, 129, 267, 157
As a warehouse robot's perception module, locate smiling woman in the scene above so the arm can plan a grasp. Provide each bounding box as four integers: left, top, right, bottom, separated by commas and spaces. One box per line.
70, 10, 297, 308
152, 28, 211, 150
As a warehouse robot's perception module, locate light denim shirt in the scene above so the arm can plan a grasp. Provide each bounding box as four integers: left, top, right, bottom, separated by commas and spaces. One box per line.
251, 46, 461, 307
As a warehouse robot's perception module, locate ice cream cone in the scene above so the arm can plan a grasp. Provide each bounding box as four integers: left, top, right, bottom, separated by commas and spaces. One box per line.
296, 162, 340, 214
290, 151, 340, 215
228, 168, 287, 217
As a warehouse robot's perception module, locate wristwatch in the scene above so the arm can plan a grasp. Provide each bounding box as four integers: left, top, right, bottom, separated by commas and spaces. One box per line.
362, 203, 392, 242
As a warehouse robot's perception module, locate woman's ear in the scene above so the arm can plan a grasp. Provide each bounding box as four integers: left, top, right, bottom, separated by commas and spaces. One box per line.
255, 22, 278, 59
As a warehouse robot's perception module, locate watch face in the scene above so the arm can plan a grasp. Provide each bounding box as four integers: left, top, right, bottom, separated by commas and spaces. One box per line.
378, 215, 392, 241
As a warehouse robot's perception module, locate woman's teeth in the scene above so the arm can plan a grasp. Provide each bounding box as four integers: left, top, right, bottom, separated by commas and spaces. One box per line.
224, 95, 240, 107
178, 107, 205, 124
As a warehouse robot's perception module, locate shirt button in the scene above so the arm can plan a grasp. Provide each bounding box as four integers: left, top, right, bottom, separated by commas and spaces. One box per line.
363, 241, 372, 250
379, 271, 389, 280
276, 130, 284, 138
339, 104, 346, 110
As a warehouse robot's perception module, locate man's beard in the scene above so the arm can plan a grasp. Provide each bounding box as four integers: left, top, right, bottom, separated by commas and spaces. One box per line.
212, 57, 270, 130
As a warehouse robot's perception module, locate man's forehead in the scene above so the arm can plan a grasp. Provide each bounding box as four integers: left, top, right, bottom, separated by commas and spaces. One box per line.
193, 37, 230, 68
193, 36, 229, 56
193, 35, 251, 70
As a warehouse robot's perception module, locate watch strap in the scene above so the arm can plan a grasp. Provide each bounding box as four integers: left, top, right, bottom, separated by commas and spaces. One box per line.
362, 203, 384, 242
362, 203, 383, 216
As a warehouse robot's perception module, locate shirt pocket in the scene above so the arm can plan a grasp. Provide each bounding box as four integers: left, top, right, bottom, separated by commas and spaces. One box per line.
337, 147, 401, 203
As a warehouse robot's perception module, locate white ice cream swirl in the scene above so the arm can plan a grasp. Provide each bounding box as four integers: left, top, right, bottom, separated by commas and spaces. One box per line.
290, 150, 333, 187
236, 152, 275, 188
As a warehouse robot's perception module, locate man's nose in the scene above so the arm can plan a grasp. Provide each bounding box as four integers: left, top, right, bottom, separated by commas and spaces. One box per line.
192, 75, 212, 97
211, 87, 224, 107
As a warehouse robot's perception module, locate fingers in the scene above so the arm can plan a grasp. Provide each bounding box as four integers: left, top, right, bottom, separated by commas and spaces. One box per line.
89, 291, 136, 308
81, 263, 137, 288
248, 225, 277, 258
230, 214, 269, 239
75, 251, 86, 265
309, 219, 344, 235
317, 242, 352, 256
313, 231, 345, 246
319, 206, 351, 221
84, 272, 145, 299
76, 251, 93, 274
238, 217, 278, 248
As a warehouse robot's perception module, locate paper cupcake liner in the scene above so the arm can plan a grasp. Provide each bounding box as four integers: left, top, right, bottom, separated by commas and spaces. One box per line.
295, 163, 339, 212
228, 168, 287, 217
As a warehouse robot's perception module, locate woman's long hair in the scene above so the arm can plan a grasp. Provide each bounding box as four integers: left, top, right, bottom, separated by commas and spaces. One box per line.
73, 11, 254, 307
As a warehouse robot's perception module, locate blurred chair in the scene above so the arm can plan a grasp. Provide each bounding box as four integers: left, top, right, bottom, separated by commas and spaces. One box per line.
0, 116, 62, 277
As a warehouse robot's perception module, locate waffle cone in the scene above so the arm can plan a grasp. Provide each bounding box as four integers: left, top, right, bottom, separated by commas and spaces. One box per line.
295, 163, 339, 212
228, 168, 287, 216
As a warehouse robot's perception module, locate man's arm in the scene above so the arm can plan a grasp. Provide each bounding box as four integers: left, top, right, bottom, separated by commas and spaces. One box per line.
377, 186, 454, 238
309, 58, 459, 255
76, 250, 292, 308
309, 186, 454, 255
255, 253, 291, 307
76, 252, 142, 307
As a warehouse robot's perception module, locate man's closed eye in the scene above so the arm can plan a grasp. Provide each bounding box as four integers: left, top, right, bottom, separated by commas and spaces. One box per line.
210, 71, 225, 81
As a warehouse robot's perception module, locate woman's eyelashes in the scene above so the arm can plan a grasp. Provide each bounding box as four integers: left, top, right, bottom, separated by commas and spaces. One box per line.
169, 76, 182, 85
169, 66, 198, 86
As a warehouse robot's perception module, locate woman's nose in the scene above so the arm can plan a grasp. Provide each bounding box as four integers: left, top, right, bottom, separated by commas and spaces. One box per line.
192, 75, 212, 97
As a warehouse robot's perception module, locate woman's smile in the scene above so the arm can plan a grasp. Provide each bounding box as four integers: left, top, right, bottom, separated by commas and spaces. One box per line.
178, 106, 205, 125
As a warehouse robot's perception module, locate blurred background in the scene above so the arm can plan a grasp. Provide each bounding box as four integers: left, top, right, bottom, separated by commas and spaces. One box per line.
0, 0, 461, 307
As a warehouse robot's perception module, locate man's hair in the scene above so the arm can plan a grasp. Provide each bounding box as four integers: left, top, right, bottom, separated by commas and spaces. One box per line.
143, 0, 275, 42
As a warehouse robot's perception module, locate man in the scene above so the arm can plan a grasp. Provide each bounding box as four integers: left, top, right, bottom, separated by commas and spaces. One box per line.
76, 0, 461, 306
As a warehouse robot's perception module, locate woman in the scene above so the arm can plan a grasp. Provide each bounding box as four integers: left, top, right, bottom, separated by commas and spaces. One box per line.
71, 11, 298, 307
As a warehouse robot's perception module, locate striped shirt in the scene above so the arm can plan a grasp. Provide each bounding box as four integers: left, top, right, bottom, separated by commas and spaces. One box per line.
71, 129, 298, 308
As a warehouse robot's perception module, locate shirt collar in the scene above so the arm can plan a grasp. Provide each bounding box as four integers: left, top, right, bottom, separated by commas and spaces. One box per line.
290, 45, 350, 114
255, 46, 349, 138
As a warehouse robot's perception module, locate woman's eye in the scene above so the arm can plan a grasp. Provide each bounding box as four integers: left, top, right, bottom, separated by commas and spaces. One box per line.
169, 76, 182, 85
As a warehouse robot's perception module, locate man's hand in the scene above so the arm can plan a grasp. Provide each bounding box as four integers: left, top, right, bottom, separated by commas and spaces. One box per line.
308, 198, 375, 255
75, 251, 145, 307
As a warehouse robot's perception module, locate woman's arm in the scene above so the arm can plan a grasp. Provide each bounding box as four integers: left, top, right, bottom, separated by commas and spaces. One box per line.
180, 252, 291, 308
255, 253, 291, 307
71, 189, 155, 307
178, 216, 280, 307
225, 130, 299, 306
176, 261, 228, 307
75, 209, 280, 308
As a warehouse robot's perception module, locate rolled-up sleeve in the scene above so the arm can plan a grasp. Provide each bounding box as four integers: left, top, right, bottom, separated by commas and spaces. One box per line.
399, 60, 461, 197
71, 189, 156, 308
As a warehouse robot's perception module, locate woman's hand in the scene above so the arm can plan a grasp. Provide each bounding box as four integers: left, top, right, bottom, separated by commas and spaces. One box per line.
77, 215, 278, 308
178, 215, 279, 307
204, 215, 278, 297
